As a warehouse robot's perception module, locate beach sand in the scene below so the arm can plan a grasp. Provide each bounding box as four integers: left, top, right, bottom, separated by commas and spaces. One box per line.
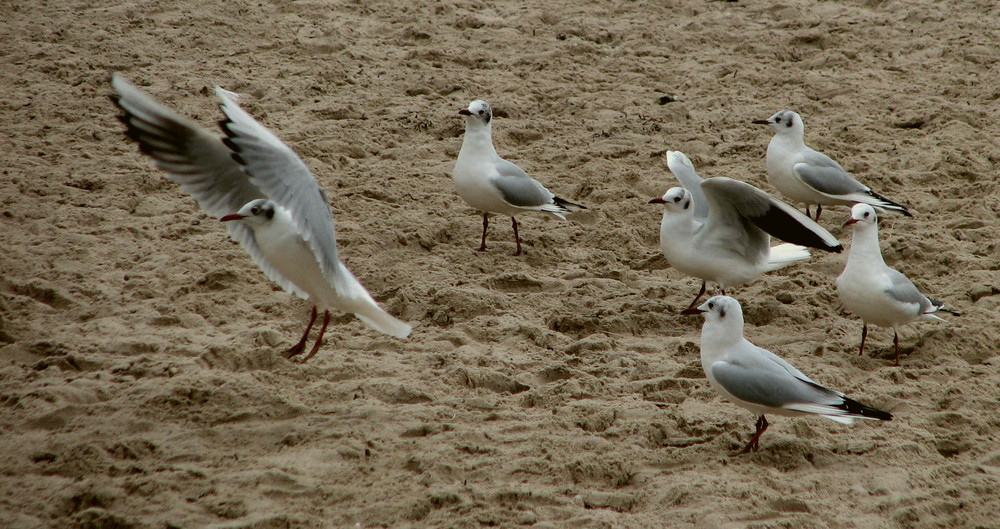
2, 0, 999, 527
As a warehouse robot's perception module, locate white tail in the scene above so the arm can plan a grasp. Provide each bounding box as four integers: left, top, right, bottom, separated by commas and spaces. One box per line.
334, 263, 412, 339
765, 243, 811, 271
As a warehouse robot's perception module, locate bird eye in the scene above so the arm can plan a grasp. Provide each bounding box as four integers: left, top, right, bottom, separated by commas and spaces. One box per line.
708, 302, 714, 310
478, 109, 485, 115
863, 211, 870, 218
250, 206, 260, 215
775, 117, 781, 123
673, 195, 681, 203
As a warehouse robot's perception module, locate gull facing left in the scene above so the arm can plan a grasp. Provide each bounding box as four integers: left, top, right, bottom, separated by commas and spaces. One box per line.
650, 151, 842, 311
753, 110, 911, 220
683, 296, 893, 455
452, 100, 586, 255
837, 204, 957, 365
111, 74, 411, 362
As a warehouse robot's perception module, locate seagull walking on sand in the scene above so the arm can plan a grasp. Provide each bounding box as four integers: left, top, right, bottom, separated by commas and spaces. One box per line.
452, 100, 585, 255
837, 204, 957, 366
650, 151, 842, 311
683, 296, 893, 455
111, 73, 411, 362
753, 110, 911, 220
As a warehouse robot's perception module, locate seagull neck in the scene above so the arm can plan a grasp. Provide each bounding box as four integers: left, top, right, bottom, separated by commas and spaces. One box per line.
460, 124, 498, 157
701, 321, 743, 359
847, 225, 886, 267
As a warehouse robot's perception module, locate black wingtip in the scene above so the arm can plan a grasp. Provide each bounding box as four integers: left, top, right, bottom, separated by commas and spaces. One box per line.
221, 136, 242, 154
839, 396, 893, 421
553, 195, 587, 211
867, 190, 911, 217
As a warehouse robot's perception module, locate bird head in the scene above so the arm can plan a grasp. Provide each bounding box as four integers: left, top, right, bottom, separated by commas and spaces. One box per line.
220, 198, 275, 225
459, 100, 492, 127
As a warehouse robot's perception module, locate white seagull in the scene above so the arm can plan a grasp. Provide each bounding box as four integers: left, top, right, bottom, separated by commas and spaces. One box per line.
837, 204, 957, 365
452, 100, 585, 255
111, 73, 411, 362
650, 151, 842, 311
683, 296, 893, 455
753, 110, 910, 220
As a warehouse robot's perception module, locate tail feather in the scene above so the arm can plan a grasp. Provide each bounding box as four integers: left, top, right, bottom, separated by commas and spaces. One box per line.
764, 243, 810, 272
785, 398, 892, 422
333, 263, 411, 339
928, 298, 960, 316
864, 190, 912, 217
552, 195, 587, 213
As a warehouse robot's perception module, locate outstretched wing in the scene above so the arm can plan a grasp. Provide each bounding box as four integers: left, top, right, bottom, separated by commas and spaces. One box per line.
215, 88, 349, 294
111, 74, 307, 297
701, 177, 842, 253
665, 151, 709, 221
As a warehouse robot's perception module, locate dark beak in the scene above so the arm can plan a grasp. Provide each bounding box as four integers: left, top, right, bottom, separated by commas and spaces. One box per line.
648, 197, 667, 204
680, 307, 705, 316
458, 109, 472, 116
751, 119, 771, 125
219, 214, 244, 222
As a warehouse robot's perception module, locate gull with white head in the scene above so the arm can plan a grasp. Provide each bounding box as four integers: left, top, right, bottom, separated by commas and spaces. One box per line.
111, 74, 411, 362
650, 151, 842, 311
753, 110, 911, 220
683, 296, 893, 455
452, 100, 586, 255
837, 204, 957, 365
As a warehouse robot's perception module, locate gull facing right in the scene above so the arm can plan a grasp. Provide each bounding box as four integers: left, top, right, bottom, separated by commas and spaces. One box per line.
111, 74, 411, 362
837, 204, 957, 366
452, 100, 586, 255
650, 151, 842, 311
753, 110, 910, 220
684, 296, 892, 455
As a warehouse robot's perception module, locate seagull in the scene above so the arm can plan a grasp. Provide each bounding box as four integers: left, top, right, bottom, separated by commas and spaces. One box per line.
837, 204, 957, 365
452, 100, 585, 255
649, 151, 842, 311
110, 73, 411, 362
752, 110, 911, 220
683, 295, 893, 455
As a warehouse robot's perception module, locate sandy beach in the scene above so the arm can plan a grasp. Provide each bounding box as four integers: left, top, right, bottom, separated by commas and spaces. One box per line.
2, 0, 999, 527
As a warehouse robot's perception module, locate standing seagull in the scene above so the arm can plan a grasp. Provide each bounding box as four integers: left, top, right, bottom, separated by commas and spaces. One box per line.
837, 204, 956, 365
683, 296, 892, 455
650, 151, 842, 311
452, 100, 585, 255
111, 74, 411, 362
753, 110, 910, 220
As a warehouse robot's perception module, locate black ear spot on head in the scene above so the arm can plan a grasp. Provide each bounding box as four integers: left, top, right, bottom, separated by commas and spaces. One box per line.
683, 199, 691, 210
786, 120, 793, 128
265, 207, 275, 220
719, 308, 726, 318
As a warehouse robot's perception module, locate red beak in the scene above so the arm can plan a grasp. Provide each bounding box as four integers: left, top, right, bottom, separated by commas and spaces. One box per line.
649, 197, 666, 204
843, 218, 859, 226
458, 109, 472, 116
219, 214, 244, 222
680, 307, 705, 315
751, 119, 770, 125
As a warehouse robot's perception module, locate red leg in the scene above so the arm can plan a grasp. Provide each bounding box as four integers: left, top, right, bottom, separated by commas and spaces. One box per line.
893, 331, 900, 366
732, 415, 769, 456
300, 310, 331, 363
859, 323, 868, 356
682, 281, 708, 312
511, 217, 521, 256
283, 306, 318, 358
476, 213, 489, 252
805, 205, 811, 218
815, 204, 823, 221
